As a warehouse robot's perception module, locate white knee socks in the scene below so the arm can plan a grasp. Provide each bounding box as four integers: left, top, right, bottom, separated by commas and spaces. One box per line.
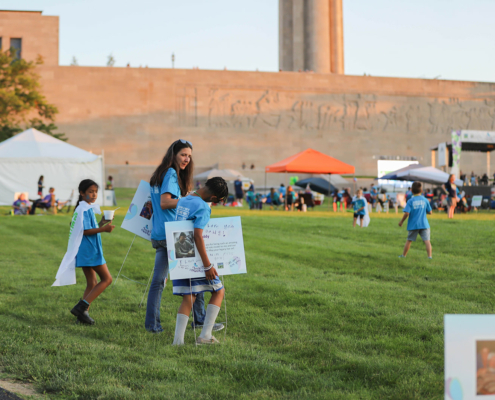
199, 304, 221, 340
172, 313, 189, 345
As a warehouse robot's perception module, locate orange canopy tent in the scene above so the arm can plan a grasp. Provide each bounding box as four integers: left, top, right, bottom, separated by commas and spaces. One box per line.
264, 149, 355, 208
265, 148, 355, 174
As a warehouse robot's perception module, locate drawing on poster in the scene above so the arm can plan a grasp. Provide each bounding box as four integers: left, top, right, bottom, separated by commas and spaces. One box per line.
165, 216, 246, 279
139, 199, 153, 220
121, 180, 153, 241
476, 340, 495, 395
173, 231, 195, 259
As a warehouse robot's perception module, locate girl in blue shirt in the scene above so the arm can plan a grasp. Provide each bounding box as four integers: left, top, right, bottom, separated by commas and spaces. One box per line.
145, 139, 206, 333
70, 179, 115, 325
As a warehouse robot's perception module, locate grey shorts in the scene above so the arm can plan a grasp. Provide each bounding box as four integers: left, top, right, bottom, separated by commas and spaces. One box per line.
407, 228, 430, 242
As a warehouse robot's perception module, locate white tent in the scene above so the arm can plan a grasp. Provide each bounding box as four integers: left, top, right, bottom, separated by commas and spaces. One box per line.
0, 128, 105, 206
194, 168, 244, 181
396, 166, 463, 186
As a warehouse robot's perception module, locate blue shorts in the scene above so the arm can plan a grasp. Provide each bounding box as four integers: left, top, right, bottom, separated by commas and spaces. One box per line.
172, 277, 223, 296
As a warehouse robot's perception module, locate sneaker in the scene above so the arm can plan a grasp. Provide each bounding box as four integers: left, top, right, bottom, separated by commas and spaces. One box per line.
191, 322, 225, 332
428, 257, 433, 259
196, 336, 220, 345
398, 255, 406, 258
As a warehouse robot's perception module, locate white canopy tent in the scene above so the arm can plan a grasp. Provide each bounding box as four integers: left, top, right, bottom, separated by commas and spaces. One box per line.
194, 168, 252, 193
396, 166, 463, 186
0, 128, 105, 206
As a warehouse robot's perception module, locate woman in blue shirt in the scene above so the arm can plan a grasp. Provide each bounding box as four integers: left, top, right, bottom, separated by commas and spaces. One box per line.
145, 139, 206, 333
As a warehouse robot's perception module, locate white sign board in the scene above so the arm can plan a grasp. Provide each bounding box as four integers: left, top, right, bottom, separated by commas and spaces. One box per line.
471, 195, 483, 208
166, 216, 246, 279
460, 130, 495, 144
438, 142, 447, 167
121, 180, 153, 241
445, 314, 495, 399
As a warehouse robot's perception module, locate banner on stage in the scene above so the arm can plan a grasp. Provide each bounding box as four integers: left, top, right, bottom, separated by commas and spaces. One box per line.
121, 180, 153, 241
445, 314, 495, 399
165, 216, 247, 279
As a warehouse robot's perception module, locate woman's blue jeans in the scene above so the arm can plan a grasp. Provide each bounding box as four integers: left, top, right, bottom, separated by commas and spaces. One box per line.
145, 241, 206, 332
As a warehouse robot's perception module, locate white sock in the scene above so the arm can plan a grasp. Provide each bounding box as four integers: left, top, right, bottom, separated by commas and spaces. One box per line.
172, 313, 189, 345
199, 304, 221, 340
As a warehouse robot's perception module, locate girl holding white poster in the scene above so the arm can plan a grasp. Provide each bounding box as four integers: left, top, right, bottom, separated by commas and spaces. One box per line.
171, 177, 228, 345
145, 140, 221, 334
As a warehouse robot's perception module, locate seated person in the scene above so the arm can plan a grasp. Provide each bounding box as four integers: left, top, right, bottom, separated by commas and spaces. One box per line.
246, 188, 256, 210
269, 188, 282, 206
30, 187, 56, 215
12, 193, 31, 215
175, 232, 195, 258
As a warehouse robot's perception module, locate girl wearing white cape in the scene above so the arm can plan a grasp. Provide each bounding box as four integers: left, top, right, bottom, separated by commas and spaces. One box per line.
53, 179, 115, 325
352, 190, 370, 228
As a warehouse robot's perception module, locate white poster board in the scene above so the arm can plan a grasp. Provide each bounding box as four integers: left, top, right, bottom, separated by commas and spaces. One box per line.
166, 216, 246, 279
121, 180, 153, 241
472, 195, 483, 208
445, 314, 495, 399
377, 160, 418, 185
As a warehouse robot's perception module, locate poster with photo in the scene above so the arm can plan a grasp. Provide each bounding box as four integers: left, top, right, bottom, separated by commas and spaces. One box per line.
121, 180, 153, 241
165, 216, 247, 279
445, 315, 495, 400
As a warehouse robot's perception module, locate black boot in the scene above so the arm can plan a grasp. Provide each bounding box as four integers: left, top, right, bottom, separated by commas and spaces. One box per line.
71, 300, 95, 325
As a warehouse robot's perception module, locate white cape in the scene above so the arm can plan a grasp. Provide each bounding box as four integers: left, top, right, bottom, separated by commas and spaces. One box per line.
52, 201, 101, 286
353, 195, 370, 228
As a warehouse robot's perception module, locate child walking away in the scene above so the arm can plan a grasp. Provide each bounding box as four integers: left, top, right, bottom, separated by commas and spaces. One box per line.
53, 179, 115, 325
398, 181, 432, 259
172, 177, 229, 345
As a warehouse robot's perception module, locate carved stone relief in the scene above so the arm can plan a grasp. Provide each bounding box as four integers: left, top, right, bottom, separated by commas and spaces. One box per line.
176, 88, 495, 135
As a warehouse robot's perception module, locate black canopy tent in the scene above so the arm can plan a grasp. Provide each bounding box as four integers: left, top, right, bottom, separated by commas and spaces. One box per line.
431, 130, 495, 177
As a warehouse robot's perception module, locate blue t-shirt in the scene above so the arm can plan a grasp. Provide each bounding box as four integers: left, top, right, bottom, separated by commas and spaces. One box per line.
76, 208, 106, 267
403, 195, 432, 231
279, 186, 286, 196
176, 195, 211, 229
150, 168, 181, 241
352, 198, 366, 215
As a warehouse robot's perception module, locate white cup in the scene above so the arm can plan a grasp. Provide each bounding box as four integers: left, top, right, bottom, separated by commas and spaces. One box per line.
104, 210, 115, 220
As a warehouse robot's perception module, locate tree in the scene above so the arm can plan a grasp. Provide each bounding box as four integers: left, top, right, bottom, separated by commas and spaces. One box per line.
0, 48, 66, 142
107, 53, 115, 67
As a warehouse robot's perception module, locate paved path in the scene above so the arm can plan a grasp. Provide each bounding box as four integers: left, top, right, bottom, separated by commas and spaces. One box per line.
0, 387, 22, 400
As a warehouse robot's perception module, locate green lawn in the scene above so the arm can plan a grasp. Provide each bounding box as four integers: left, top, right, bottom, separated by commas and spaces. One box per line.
1, 191, 494, 399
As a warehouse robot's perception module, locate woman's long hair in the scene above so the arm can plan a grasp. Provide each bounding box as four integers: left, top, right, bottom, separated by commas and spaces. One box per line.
150, 141, 193, 196
75, 179, 99, 212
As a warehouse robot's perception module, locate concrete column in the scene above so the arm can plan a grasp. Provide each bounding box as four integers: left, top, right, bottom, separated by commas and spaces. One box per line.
279, 0, 294, 71
305, 0, 330, 73
329, 0, 344, 74
292, 0, 305, 71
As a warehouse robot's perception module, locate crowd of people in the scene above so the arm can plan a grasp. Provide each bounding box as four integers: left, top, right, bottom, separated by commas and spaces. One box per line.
235, 180, 321, 212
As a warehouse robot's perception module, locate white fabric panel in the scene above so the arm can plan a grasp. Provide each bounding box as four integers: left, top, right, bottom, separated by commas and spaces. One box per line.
0, 158, 103, 206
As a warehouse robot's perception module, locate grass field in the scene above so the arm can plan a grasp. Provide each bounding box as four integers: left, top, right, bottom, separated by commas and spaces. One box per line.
1, 190, 495, 399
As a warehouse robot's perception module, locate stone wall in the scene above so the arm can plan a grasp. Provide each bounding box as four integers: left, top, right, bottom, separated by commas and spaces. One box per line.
37, 66, 495, 187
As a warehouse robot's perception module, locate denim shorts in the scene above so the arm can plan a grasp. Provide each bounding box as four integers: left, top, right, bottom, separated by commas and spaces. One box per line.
407, 228, 430, 242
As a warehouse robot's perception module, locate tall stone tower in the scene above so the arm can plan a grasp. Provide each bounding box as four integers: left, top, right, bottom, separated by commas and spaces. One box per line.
279, 0, 344, 74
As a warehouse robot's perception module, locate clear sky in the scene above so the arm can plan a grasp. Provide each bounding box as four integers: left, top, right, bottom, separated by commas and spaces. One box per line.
4, 0, 495, 82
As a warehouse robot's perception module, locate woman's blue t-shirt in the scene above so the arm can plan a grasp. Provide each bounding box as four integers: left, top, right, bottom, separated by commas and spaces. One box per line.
76, 208, 106, 267
151, 168, 181, 241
